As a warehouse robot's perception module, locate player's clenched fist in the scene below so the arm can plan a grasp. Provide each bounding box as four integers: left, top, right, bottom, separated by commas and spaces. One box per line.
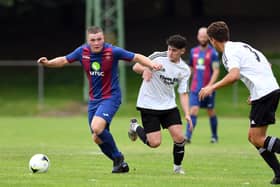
152, 62, 163, 71
37, 57, 48, 65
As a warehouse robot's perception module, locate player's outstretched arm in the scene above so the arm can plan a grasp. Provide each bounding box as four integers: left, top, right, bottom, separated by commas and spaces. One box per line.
199, 67, 240, 100
37, 56, 69, 68
133, 54, 162, 71
132, 63, 146, 74
132, 63, 153, 81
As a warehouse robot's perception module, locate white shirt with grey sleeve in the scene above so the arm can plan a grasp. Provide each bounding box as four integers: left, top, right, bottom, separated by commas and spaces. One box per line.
136, 51, 191, 110
222, 41, 279, 101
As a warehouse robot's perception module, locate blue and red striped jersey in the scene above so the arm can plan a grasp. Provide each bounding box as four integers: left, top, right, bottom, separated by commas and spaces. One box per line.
189, 45, 219, 92
66, 43, 135, 101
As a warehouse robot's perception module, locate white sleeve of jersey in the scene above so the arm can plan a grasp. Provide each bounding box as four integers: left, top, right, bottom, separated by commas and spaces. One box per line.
148, 51, 167, 60
177, 66, 191, 94
224, 47, 240, 71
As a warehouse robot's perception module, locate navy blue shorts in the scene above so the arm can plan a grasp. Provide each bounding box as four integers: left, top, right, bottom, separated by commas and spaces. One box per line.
190, 91, 216, 108
88, 98, 121, 133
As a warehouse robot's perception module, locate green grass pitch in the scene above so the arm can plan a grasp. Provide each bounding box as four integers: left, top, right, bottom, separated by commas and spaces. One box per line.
0, 116, 279, 187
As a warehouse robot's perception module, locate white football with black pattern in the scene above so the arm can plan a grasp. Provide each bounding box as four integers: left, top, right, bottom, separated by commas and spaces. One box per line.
29, 154, 50, 173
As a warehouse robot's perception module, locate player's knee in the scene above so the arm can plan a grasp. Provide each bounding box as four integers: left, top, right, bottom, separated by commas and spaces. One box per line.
248, 135, 263, 147
190, 107, 199, 115
92, 133, 102, 144
207, 109, 215, 116
148, 140, 161, 148
91, 125, 102, 135
173, 135, 185, 144
248, 132, 252, 142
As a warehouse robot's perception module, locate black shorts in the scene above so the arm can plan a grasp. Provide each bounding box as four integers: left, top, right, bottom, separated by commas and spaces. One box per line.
250, 89, 280, 127
137, 107, 182, 134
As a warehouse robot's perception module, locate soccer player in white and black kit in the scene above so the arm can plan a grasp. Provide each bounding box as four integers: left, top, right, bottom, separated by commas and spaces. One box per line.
199, 21, 280, 184
128, 35, 193, 174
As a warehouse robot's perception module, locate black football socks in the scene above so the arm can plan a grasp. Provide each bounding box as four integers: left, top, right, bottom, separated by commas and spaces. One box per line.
257, 147, 280, 177
264, 136, 280, 153
173, 140, 186, 165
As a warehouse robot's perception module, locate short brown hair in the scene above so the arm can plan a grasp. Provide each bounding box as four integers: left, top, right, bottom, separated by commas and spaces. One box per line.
87, 26, 103, 34
207, 21, 230, 42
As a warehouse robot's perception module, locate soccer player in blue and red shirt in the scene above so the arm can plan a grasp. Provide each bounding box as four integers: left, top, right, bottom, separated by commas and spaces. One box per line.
37, 26, 162, 173
185, 27, 220, 144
